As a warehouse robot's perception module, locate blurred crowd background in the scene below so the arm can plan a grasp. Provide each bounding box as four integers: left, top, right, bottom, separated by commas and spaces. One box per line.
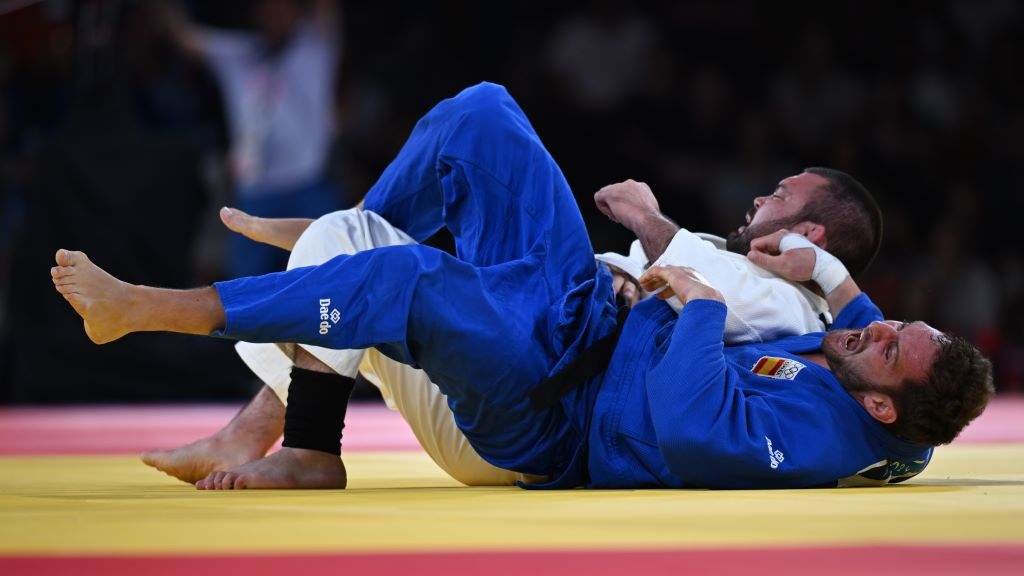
0, 0, 1020, 403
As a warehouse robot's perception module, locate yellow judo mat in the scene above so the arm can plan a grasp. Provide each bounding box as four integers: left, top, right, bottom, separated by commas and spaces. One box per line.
2, 444, 1023, 556
2, 402, 1023, 575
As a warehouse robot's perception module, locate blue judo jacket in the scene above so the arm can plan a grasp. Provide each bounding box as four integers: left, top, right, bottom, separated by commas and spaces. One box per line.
560, 293, 933, 489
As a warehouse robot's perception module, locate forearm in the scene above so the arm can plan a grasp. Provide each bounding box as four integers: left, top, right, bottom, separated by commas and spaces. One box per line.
648, 301, 729, 409
632, 212, 680, 263
646, 300, 730, 466
154, 1, 205, 56
824, 276, 862, 319
767, 233, 862, 318
175, 25, 207, 56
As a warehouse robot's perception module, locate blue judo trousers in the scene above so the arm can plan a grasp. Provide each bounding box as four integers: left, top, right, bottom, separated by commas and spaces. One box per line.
214, 83, 619, 477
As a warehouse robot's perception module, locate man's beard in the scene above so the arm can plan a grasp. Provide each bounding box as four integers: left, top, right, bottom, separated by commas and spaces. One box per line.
725, 215, 800, 255
822, 331, 885, 396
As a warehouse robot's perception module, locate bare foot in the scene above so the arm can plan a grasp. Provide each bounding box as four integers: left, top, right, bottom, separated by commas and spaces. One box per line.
142, 386, 285, 484
219, 207, 266, 243
219, 207, 312, 251
195, 447, 347, 490
142, 435, 266, 485
51, 249, 137, 344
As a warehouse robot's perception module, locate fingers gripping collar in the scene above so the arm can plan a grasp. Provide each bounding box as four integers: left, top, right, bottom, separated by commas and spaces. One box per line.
779, 233, 849, 295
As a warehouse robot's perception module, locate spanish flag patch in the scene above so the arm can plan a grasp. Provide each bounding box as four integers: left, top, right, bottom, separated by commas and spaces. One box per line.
750, 356, 806, 380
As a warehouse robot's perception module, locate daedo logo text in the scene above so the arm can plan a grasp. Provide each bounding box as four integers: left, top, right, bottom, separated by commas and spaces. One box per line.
318, 298, 341, 335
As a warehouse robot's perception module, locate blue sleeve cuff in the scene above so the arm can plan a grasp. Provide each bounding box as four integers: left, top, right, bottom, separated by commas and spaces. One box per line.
672, 299, 728, 343
209, 269, 304, 341
832, 292, 883, 330
210, 279, 244, 339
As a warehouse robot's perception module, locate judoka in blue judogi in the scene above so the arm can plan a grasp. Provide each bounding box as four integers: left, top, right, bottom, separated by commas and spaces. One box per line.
205, 82, 954, 489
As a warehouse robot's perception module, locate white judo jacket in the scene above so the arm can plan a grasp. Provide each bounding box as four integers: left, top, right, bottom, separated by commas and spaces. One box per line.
595, 229, 830, 343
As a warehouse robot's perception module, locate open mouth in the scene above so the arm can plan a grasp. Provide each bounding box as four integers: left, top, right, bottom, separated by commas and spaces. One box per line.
844, 331, 862, 352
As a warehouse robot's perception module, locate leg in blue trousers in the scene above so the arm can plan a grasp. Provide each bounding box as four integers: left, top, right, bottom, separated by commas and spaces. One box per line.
59, 83, 617, 478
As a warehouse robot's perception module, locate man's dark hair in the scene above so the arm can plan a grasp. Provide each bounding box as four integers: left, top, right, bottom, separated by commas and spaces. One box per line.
801, 167, 883, 277
887, 335, 995, 446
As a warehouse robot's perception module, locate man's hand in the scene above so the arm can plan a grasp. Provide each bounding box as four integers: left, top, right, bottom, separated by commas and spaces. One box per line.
595, 179, 680, 262
745, 229, 815, 282
609, 265, 641, 307
746, 228, 862, 317
639, 265, 724, 305
151, 0, 204, 55
594, 180, 661, 232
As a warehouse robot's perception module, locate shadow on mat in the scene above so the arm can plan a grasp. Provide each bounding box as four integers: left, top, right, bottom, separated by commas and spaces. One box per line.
911, 478, 1024, 487
30, 485, 503, 500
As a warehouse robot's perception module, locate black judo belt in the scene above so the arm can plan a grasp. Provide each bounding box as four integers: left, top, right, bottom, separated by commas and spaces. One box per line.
529, 295, 631, 410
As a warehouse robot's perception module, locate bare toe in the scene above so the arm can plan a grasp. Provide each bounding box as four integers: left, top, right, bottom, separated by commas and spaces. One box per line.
212, 471, 229, 489
185, 448, 345, 490
220, 207, 247, 230
140, 434, 268, 485
140, 449, 161, 467
202, 471, 224, 490
50, 252, 136, 345
55, 249, 84, 267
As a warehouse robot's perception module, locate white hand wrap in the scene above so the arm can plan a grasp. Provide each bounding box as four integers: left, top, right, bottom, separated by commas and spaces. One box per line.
778, 233, 849, 295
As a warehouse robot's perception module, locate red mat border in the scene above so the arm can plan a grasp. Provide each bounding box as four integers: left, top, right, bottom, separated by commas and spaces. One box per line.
0, 404, 422, 455
2, 546, 1022, 576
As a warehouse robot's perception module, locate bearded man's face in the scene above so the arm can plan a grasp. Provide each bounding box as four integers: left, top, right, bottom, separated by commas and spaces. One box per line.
725, 172, 828, 254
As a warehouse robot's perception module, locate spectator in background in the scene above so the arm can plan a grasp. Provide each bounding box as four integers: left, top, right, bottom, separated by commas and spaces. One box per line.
1, 1, 252, 402
545, 0, 654, 114
163, 0, 342, 277
2, 1, 1020, 401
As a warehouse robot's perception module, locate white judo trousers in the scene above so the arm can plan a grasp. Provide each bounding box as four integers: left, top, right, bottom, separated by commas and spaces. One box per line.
235, 208, 539, 486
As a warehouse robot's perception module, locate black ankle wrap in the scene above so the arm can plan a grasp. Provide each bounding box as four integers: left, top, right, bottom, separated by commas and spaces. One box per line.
282, 368, 355, 456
